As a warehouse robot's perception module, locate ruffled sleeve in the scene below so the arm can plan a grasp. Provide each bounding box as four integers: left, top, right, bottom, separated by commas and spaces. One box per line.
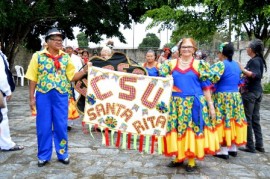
156, 62, 161, 69
196, 60, 212, 89
159, 59, 175, 77
209, 61, 225, 84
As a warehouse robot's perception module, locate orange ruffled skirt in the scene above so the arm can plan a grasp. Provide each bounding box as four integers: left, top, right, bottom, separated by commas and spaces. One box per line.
164, 127, 220, 162
67, 98, 80, 120
163, 96, 220, 162
213, 92, 247, 147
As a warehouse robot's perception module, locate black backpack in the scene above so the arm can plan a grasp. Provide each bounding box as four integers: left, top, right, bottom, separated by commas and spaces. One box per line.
0, 53, 16, 92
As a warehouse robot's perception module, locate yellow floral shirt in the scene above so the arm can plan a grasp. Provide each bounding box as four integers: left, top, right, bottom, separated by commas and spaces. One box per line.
25, 49, 75, 94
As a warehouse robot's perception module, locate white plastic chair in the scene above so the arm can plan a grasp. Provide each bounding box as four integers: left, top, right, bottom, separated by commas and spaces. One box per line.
15, 65, 26, 86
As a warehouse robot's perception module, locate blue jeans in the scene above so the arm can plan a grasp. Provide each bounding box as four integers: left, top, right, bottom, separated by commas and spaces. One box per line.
241, 92, 264, 150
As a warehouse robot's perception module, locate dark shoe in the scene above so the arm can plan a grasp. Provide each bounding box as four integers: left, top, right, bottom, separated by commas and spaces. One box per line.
67, 126, 72, 132
38, 160, 48, 167
214, 154, 229, 160
95, 128, 111, 133
255, 147, 265, 153
167, 161, 184, 168
96, 128, 102, 132
239, 147, 256, 153
59, 157, 70, 165
185, 165, 196, 172
228, 151, 237, 157
1, 145, 24, 152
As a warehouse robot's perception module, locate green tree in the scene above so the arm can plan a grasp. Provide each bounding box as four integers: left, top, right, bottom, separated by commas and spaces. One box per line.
143, 0, 270, 59
77, 32, 88, 48
163, 42, 175, 49
0, 0, 165, 68
138, 33, 160, 49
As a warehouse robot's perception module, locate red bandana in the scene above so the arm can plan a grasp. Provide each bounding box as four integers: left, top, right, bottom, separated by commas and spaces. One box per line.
82, 58, 88, 64
46, 53, 62, 70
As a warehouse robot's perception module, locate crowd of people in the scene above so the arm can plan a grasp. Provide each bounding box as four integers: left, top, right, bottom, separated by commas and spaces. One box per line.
0, 28, 267, 173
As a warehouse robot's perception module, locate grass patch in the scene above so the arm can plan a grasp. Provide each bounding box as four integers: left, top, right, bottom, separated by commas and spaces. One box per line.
263, 82, 270, 94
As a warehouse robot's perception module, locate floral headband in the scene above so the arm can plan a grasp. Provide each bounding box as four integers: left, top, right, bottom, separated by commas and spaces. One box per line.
219, 42, 229, 53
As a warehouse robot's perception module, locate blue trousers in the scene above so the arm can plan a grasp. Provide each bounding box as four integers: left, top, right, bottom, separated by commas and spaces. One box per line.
36, 89, 69, 161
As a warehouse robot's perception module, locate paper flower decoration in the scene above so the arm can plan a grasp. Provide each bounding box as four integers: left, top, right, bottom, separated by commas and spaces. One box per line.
86, 94, 96, 105
104, 116, 117, 129
156, 101, 168, 113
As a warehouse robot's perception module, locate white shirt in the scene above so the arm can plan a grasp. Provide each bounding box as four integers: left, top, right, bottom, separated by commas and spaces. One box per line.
0, 51, 11, 96
69, 54, 83, 100
70, 54, 83, 72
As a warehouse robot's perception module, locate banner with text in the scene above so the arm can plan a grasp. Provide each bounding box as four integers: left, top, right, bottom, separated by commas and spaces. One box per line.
83, 66, 173, 136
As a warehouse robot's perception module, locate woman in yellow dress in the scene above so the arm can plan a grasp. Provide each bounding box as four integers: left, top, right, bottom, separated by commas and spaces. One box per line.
210, 42, 247, 159
159, 38, 219, 172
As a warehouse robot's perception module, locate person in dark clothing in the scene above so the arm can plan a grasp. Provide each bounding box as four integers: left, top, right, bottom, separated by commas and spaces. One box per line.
238, 39, 267, 153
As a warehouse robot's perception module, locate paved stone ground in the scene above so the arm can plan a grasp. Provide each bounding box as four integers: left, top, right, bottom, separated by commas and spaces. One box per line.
1, 86, 270, 179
